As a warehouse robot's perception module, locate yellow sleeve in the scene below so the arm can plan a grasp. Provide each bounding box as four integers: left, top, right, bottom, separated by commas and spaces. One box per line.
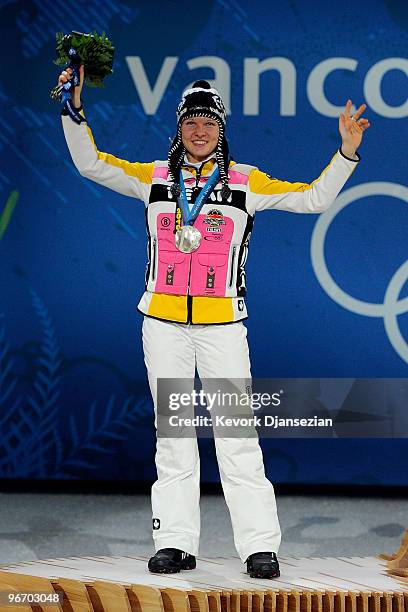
62, 113, 154, 202
247, 149, 360, 214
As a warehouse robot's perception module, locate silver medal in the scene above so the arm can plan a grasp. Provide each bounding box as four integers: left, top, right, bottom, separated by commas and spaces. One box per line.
175, 225, 202, 253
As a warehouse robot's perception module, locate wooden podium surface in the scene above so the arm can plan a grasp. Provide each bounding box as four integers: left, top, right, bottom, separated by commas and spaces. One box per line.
0, 531, 407, 610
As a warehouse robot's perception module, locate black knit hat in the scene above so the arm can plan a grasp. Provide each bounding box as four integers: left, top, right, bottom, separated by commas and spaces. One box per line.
168, 80, 231, 199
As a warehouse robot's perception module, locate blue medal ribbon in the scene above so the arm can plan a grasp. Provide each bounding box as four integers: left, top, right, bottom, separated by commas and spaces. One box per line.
178, 166, 220, 226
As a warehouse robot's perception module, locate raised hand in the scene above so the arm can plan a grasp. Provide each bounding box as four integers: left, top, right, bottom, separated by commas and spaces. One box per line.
339, 99, 370, 157
58, 64, 85, 108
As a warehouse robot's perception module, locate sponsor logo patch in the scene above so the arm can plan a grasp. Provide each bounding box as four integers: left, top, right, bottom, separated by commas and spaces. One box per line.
203, 209, 226, 228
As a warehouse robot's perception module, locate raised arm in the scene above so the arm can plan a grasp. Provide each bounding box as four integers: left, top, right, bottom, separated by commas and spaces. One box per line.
59, 65, 154, 202
246, 99, 370, 215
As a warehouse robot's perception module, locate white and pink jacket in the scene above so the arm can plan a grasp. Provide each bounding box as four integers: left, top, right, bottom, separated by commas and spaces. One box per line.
62, 112, 361, 324
145, 161, 254, 299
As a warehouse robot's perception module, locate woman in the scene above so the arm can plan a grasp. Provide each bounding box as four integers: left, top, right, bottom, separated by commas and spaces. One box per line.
59, 64, 370, 578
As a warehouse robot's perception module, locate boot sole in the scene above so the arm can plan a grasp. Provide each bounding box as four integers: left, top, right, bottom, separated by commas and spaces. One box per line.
181, 560, 196, 570
148, 557, 196, 573
148, 567, 180, 574
148, 565, 196, 573
249, 569, 280, 578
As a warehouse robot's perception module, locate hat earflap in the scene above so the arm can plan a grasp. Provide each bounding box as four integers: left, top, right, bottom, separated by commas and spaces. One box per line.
215, 121, 231, 200
168, 123, 184, 198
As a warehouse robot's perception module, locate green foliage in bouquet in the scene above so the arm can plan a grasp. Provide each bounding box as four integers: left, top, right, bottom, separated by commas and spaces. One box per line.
53, 30, 115, 88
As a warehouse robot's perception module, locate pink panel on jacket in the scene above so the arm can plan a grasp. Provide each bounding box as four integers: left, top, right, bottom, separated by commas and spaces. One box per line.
152, 167, 248, 184
228, 170, 249, 185
154, 213, 189, 295
184, 171, 248, 186
153, 212, 234, 297
189, 211, 234, 296
153, 166, 169, 179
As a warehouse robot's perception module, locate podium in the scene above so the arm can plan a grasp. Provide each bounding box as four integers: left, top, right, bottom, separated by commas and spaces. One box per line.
0, 531, 407, 611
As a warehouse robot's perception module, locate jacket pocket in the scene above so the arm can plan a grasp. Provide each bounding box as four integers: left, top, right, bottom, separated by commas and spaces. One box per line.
228, 246, 237, 288
158, 250, 188, 288
151, 237, 157, 280
159, 251, 187, 265
197, 253, 227, 268
196, 253, 228, 292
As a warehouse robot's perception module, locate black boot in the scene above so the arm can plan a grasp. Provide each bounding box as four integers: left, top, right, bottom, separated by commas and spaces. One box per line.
148, 548, 196, 574
246, 551, 280, 578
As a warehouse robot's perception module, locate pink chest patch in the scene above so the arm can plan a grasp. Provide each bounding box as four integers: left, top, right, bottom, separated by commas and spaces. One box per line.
153, 210, 235, 296
190, 209, 234, 296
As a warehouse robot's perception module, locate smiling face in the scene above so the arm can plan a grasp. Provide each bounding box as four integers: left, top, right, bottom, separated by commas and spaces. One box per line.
181, 116, 220, 163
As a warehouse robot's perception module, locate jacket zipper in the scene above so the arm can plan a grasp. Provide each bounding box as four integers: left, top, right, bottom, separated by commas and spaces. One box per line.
186, 163, 204, 324
191, 162, 204, 202
186, 257, 192, 323
187, 294, 192, 324
151, 237, 157, 280
229, 246, 236, 288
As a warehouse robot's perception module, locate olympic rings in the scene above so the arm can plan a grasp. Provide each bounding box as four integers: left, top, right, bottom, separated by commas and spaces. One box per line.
311, 182, 408, 364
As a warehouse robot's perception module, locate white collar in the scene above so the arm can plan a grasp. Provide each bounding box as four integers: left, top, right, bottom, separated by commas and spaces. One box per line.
183, 152, 216, 168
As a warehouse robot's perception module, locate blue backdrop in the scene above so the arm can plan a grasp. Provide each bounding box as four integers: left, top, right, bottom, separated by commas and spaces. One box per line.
1, 0, 408, 484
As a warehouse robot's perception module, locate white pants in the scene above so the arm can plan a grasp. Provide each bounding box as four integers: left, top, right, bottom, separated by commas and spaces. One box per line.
142, 316, 281, 563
